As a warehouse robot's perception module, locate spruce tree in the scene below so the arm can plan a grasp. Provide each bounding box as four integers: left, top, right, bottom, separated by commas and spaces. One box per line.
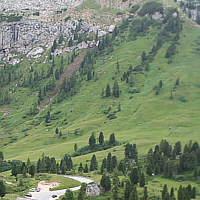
83, 164, 88, 173
130, 168, 139, 185
65, 189, 74, 200
170, 187, 174, 197
107, 153, 112, 172
89, 133, 96, 149
162, 184, 168, 199
99, 132, 104, 145
124, 180, 131, 200
29, 165, 36, 178
0, 181, 6, 199
140, 172, 145, 187
113, 80, 119, 97
106, 84, 111, 97
147, 164, 152, 176
144, 186, 148, 200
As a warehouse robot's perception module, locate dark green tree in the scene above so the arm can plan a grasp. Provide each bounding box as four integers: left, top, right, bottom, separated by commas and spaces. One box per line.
162, 184, 168, 199
107, 153, 112, 172
29, 165, 36, 178
55, 127, 59, 134
111, 156, 118, 171
175, 78, 179, 86
140, 172, 145, 187
65, 189, 74, 200
99, 132, 104, 145
113, 80, 119, 97
142, 51, 147, 61
78, 163, 83, 172
84, 164, 88, 173
170, 187, 174, 197
117, 60, 119, 72
109, 133, 115, 144
90, 154, 98, 171
0, 151, 4, 161
74, 143, 78, 152
11, 163, 18, 177
130, 168, 139, 185
144, 186, 148, 200
0, 181, 6, 199
124, 180, 131, 200
45, 111, 50, 123
191, 187, 196, 199
89, 133, 96, 149
147, 164, 152, 176
106, 84, 111, 97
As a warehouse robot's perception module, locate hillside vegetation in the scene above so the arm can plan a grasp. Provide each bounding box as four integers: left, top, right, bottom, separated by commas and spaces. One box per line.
1, 1, 200, 199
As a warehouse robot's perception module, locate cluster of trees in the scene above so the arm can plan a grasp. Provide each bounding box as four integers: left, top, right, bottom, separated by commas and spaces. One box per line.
56, 70, 77, 103
124, 143, 138, 161
102, 80, 120, 98
146, 140, 200, 179
137, 1, 163, 17
101, 152, 118, 173
72, 132, 118, 157
0, 151, 13, 172
36, 153, 73, 175
161, 184, 196, 200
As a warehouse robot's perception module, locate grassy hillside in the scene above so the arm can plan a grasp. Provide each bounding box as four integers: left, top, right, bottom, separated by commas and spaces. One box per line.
1, 19, 200, 165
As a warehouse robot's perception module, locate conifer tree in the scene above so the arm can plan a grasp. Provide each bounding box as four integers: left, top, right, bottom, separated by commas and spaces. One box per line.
140, 172, 145, 187
113, 80, 119, 97
0, 181, 6, 199
144, 186, 148, 200
162, 184, 168, 199
106, 84, 111, 97
130, 168, 139, 185
99, 132, 104, 145
83, 164, 88, 173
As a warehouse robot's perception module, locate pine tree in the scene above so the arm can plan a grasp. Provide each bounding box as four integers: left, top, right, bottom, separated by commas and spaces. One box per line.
55, 127, 59, 134
84, 164, 88, 173
117, 61, 119, 72
99, 132, 104, 145
89, 133, 96, 149
162, 184, 168, 199
191, 187, 196, 199
140, 172, 145, 187
74, 143, 78, 152
170, 187, 174, 197
12, 163, 18, 177
142, 51, 147, 61
147, 164, 153, 176
78, 163, 83, 172
90, 154, 98, 171
144, 186, 148, 200
124, 180, 131, 200
65, 189, 74, 200
109, 133, 115, 144
77, 186, 84, 200
130, 168, 139, 185
113, 80, 119, 97
27, 157, 30, 173
29, 165, 36, 178
106, 84, 111, 97
107, 153, 112, 172
0, 181, 6, 199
